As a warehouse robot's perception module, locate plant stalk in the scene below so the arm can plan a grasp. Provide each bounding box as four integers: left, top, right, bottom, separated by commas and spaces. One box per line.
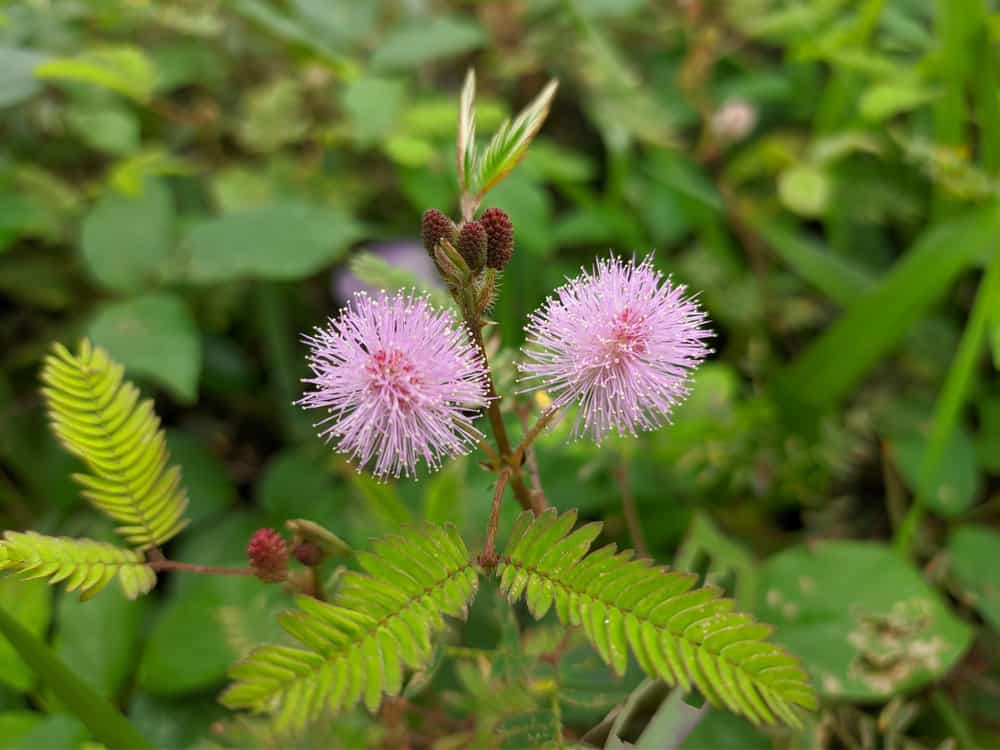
480, 469, 511, 567
464, 316, 537, 512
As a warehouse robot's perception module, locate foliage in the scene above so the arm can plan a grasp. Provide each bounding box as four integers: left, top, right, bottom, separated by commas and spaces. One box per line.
499, 510, 815, 727
0, 531, 155, 601
221, 523, 478, 732
41, 340, 190, 549
0, 0, 998, 747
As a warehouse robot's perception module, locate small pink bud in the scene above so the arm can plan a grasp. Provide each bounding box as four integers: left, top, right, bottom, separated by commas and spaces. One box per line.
480, 207, 514, 270
247, 528, 289, 582
421, 209, 456, 257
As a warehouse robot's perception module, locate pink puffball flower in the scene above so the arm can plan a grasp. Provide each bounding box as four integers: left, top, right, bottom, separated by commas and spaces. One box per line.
518, 255, 712, 443
298, 291, 490, 478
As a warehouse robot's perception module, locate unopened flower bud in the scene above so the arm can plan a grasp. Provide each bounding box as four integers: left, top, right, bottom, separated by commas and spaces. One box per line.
285, 518, 352, 560
247, 528, 288, 582
710, 99, 757, 143
457, 220, 488, 273
421, 209, 456, 257
480, 207, 514, 270
293, 542, 324, 567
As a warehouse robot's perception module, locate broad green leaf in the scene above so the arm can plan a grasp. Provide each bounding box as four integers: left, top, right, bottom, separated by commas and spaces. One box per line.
67, 98, 140, 156
4, 715, 86, 750
948, 525, 1000, 631
781, 204, 1000, 411
0, 711, 43, 750
182, 203, 363, 283
0, 46, 47, 107
0, 607, 152, 749
165, 430, 236, 526
384, 134, 436, 166
371, 17, 486, 71
0, 579, 51, 692
128, 692, 225, 750
758, 541, 972, 702
87, 292, 201, 403
80, 179, 174, 292
139, 576, 282, 696
257, 448, 343, 532
36, 46, 157, 103
341, 76, 406, 145
891, 423, 981, 518
229, 0, 358, 75
343, 467, 413, 531
860, 83, 939, 122
680, 711, 768, 750
52, 591, 146, 699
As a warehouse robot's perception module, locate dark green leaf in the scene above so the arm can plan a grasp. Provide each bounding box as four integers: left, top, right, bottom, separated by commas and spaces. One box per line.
87, 292, 201, 403
80, 180, 174, 292
182, 203, 363, 283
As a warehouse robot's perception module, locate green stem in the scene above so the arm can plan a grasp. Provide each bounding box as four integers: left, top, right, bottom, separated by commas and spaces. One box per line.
895, 248, 1000, 557
465, 317, 535, 512
930, 690, 976, 749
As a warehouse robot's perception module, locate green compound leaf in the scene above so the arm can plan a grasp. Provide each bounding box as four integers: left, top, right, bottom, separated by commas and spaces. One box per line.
0, 531, 156, 601
498, 510, 817, 729
40, 340, 190, 550
470, 79, 558, 199
221, 523, 478, 734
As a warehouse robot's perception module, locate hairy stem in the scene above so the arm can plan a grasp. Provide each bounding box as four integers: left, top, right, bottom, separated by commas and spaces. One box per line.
147, 556, 257, 577
464, 317, 535, 512
516, 402, 549, 510
480, 469, 511, 567
614, 454, 649, 559
511, 407, 559, 467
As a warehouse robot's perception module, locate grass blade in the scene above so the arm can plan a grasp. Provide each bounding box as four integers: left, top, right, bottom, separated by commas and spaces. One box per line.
0, 606, 152, 749
780, 204, 1000, 412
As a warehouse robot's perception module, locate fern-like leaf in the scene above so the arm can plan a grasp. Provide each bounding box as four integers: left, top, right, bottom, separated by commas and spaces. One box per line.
221, 523, 478, 733
41, 340, 190, 550
0, 531, 156, 600
498, 510, 818, 728
471, 79, 558, 197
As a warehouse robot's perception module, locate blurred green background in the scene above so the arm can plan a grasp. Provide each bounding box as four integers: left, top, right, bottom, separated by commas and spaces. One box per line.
1, 0, 1000, 747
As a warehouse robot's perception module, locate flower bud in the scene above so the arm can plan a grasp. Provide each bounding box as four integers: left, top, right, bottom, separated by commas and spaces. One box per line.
456, 220, 488, 273
480, 207, 514, 270
285, 518, 352, 560
247, 528, 288, 582
434, 237, 471, 288
421, 209, 456, 257
293, 542, 324, 567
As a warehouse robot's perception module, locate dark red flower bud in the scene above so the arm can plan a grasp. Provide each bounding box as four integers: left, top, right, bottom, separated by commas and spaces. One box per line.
247, 528, 288, 582
421, 209, 456, 257
293, 542, 324, 567
457, 220, 488, 272
480, 207, 514, 270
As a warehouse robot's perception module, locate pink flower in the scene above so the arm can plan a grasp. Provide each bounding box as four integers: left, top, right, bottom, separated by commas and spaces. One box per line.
299, 292, 489, 478
519, 255, 712, 443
